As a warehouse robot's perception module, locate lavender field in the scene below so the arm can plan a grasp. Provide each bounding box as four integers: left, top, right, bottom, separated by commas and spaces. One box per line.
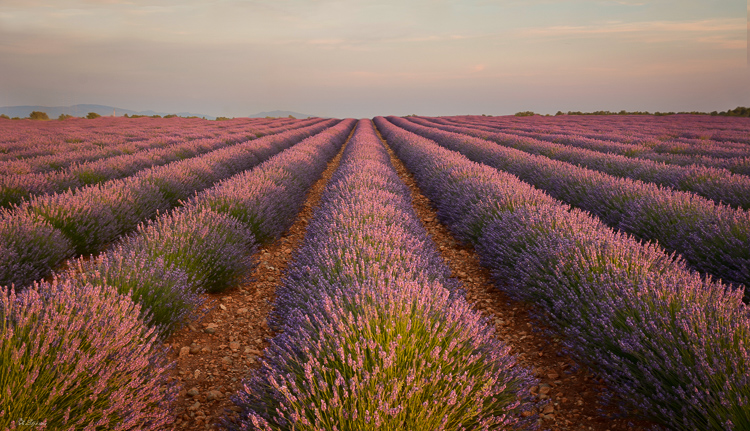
2, 114, 750, 430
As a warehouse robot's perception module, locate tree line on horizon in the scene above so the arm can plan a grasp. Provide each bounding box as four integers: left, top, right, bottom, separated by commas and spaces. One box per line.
513, 106, 750, 117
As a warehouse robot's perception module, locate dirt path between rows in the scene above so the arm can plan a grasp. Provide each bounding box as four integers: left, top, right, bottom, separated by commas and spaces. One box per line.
164, 130, 352, 430
376, 128, 655, 431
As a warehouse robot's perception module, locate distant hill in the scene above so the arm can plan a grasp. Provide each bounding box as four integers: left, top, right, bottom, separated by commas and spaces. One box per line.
0, 104, 215, 120
248, 110, 321, 119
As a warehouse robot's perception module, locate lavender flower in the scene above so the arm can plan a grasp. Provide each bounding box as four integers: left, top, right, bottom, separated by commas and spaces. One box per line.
0, 278, 176, 430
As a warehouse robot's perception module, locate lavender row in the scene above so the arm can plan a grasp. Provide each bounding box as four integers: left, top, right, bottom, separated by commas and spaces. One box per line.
375, 116, 750, 430
0, 118, 321, 175
451, 114, 750, 148
60, 118, 356, 337
389, 116, 750, 295
0, 119, 338, 289
0, 120, 355, 431
410, 116, 750, 209
439, 116, 750, 176
0, 119, 325, 206
0, 116, 305, 164
1, 134, 242, 207
227, 119, 538, 430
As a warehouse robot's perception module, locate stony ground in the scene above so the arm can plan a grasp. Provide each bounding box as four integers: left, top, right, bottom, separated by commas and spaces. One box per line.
164, 125, 655, 431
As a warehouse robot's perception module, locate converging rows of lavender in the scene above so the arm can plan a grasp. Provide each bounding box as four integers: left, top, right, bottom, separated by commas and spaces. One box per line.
2, 113, 750, 430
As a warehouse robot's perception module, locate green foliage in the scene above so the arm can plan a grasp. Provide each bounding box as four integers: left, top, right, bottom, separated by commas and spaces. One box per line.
29, 111, 50, 120
0, 114, 9, 120
718, 106, 750, 117
215, 116, 231, 121
86, 112, 101, 119
514, 111, 536, 117
58, 114, 74, 120
553, 108, 749, 117
287, 114, 296, 119
164, 114, 178, 118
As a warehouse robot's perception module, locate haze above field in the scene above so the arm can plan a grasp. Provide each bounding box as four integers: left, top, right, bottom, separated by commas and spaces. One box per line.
1, 0, 747, 119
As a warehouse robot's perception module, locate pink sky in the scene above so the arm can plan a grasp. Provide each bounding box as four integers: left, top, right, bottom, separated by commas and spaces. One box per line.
0, 0, 747, 118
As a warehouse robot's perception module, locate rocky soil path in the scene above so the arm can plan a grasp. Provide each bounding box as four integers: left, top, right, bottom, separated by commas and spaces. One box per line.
164, 133, 351, 430
377, 128, 656, 431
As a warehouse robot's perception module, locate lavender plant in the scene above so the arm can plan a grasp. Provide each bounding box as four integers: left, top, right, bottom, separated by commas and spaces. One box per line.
228, 119, 539, 430
194, 119, 355, 244
0, 278, 176, 430
412, 116, 750, 210
375, 116, 750, 430
0, 119, 338, 288
388, 116, 750, 294
119, 207, 256, 294
63, 249, 206, 338
0, 209, 73, 288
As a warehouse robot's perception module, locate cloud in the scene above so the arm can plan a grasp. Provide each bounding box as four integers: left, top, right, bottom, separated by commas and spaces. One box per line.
523, 18, 745, 48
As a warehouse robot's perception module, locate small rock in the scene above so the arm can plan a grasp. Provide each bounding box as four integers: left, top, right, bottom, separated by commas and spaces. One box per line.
201, 346, 211, 353
543, 414, 555, 420
543, 405, 555, 414
230, 342, 240, 351
245, 347, 262, 355
219, 304, 227, 311
222, 356, 232, 365
187, 387, 200, 397
236, 308, 248, 314
548, 372, 559, 379
539, 385, 551, 395
190, 344, 201, 354
204, 323, 218, 334
206, 390, 223, 401
179, 347, 190, 358
194, 369, 201, 379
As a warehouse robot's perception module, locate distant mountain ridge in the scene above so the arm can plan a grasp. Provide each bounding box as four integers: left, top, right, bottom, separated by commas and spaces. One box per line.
0, 104, 215, 120
248, 110, 321, 119
0, 105, 324, 120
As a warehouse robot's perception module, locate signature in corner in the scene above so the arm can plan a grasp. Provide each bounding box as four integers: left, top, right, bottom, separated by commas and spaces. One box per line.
17, 418, 47, 427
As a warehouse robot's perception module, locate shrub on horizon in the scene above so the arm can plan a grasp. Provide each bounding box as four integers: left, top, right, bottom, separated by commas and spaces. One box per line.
0, 279, 176, 430
28, 111, 49, 120
86, 112, 101, 119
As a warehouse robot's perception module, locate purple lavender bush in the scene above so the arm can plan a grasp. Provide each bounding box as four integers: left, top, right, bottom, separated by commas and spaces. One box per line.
194, 119, 355, 244
0, 278, 176, 430
118, 207, 256, 293
25, 178, 167, 255
63, 249, 206, 338
0, 209, 73, 288
227, 119, 539, 430
0, 119, 338, 289
387, 116, 750, 294
234, 279, 537, 431
374, 116, 750, 430
410, 116, 750, 210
